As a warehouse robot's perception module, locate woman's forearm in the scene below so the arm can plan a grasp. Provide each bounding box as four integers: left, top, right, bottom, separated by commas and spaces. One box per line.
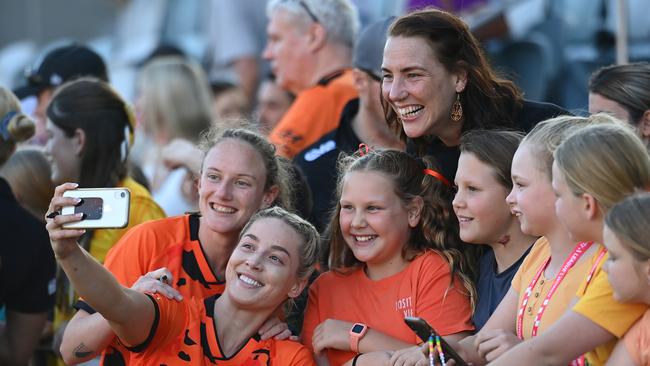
58, 247, 136, 322
57, 246, 154, 346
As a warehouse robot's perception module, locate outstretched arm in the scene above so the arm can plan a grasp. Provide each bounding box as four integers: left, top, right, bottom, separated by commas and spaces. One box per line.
46, 183, 155, 348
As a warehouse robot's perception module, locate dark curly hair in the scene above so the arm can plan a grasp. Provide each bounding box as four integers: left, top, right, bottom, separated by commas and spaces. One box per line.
383, 8, 523, 149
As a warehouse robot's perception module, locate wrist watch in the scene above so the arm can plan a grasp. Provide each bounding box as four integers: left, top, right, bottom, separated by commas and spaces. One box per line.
349, 323, 368, 353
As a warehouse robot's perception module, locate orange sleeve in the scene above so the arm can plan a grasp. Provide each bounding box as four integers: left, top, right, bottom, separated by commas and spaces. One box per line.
104, 222, 159, 287
624, 311, 650, 366
300, 276, 322, 352
416, 253, 474, 336
129, 294, 188, 357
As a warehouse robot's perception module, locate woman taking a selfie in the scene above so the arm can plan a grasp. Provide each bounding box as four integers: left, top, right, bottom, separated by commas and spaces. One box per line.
47, 203, 318, 365
61, 127, 295, 365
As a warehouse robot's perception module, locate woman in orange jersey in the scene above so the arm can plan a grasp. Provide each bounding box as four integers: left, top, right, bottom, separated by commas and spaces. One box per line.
301, 149, 476, 365
47, 205, 318, 365
60, 127, 293, 364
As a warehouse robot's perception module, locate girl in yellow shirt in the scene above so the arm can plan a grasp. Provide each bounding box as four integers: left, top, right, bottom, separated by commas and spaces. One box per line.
490, 120, 650, 365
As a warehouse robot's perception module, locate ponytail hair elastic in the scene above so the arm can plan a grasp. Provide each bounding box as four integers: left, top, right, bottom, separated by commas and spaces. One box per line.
0, 111, 17, 141
423, 168, 452, 187
358, 143, 372, 156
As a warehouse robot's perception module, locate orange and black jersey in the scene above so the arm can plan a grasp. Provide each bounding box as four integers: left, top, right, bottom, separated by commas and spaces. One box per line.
75, 214, 225, 365
123, 294, 315, 365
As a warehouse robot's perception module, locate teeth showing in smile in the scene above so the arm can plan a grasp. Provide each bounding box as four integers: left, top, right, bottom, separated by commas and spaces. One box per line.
210, 203, 236, 214
398, 106, 424, 118
458, 217, 473, 223
239, 274, 263, 287
355, 235, 376, 242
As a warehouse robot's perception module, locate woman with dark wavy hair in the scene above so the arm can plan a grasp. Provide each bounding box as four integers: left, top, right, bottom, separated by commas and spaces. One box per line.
381, 8, 568, 182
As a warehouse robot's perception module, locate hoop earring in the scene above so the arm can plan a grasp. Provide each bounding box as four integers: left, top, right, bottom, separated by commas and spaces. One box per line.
450, 93, 463, 122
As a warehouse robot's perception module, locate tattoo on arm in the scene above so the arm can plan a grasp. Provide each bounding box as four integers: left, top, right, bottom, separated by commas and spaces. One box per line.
73, 343, 94, 358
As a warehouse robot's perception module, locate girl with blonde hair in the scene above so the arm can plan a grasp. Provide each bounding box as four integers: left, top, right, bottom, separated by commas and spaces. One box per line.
133, 56, 214, 215
390, 114, 619, 366
490, 121, 650, 365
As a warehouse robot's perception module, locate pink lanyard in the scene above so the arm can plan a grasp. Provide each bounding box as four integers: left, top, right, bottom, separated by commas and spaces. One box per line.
516, 241, 593, 339
569, 247, 608, 366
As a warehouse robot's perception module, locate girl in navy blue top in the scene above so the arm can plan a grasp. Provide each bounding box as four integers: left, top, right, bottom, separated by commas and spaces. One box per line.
453, 130, 537, 329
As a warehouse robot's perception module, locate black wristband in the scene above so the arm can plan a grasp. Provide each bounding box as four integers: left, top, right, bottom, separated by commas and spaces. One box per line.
352, 353, 363, 366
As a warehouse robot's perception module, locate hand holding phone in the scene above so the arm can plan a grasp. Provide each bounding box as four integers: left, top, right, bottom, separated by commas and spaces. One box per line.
404, 316, 468, 366
61, 188, 130, 229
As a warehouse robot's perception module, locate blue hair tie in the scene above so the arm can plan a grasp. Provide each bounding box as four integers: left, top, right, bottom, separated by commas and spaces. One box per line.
0, 111, 17, 141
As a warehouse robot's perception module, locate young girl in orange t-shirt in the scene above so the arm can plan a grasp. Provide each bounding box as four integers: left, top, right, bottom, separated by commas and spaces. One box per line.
301, 149, 476, 365
602, 193, 650, 366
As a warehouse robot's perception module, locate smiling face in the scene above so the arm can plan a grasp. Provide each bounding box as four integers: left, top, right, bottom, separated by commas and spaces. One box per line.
263, 9, 312, 94
602, 226, 650, 303
339, 170, 419, 269
506, 144, 557, 236
453, 152, 514, 244
198, 139, 275, 236
44, 119, 81, 185
381, 36, 463, 139
225, 217, 304, 310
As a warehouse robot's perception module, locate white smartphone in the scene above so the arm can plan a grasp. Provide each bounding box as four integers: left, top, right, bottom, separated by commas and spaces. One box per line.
62, 188, 130, 229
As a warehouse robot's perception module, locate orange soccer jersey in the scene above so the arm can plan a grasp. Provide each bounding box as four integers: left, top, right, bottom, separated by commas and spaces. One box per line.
77, 214, 225, 365
302, 251, 474, 366
268, 69, 358, 158
126, 293, 315, 366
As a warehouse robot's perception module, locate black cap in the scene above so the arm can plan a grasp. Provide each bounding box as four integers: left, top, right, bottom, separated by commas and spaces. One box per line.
14, 43, 108, 99
352, 16, 396, 81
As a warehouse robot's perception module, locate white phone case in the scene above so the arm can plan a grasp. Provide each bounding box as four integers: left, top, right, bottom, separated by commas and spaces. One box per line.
62, 188, 130, 229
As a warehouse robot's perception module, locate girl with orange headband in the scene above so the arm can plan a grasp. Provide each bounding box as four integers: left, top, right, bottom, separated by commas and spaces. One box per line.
301, 148, 476, 365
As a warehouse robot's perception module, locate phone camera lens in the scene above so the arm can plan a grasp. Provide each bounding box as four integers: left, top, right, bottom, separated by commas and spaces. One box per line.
120, 192, 125, 198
